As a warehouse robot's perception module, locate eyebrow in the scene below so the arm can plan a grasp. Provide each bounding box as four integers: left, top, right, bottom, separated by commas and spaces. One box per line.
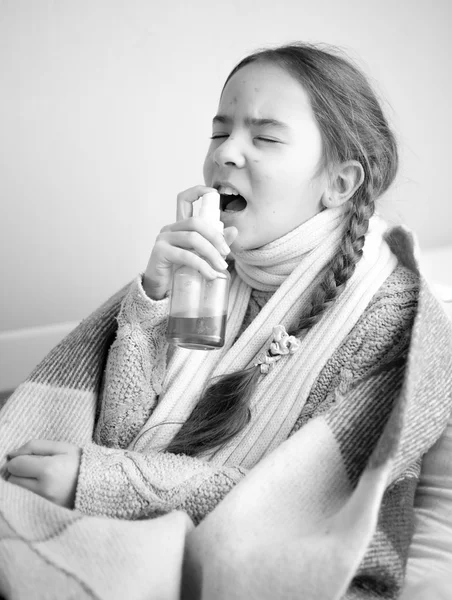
212, 114, 290, 131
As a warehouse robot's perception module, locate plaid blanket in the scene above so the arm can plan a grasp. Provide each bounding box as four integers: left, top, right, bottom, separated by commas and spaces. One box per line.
0, 228, 451, 599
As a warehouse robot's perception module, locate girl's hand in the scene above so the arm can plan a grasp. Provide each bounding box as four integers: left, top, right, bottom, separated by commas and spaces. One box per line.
6, 440, 82, 508
143, 185, 238, 300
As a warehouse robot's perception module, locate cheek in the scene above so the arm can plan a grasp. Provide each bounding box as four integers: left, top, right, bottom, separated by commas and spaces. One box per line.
277, 157, 321, 196
251, 170, 275, 193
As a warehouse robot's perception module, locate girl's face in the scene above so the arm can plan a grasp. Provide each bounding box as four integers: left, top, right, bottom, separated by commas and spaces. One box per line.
203, 61, 328, 251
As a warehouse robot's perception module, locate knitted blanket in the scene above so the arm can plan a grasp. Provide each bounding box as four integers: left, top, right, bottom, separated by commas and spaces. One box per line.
0, 227, 451, 600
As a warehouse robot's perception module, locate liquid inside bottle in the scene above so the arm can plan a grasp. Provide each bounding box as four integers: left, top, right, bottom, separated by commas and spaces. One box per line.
166, 267, 230, 350
166, 313, 227, 350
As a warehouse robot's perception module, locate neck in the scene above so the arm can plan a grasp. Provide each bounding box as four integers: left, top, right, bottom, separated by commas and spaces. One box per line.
231, 205, 349, 291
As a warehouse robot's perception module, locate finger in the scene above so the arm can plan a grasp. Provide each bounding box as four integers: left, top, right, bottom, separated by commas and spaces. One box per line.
7, 455, 47, 478
162, 245, 225, 281
162, 218, 230, 258
160, 230, 228, 271
8, 439, 72, 458
8, 475, 40, 495
176, 185, 218, 221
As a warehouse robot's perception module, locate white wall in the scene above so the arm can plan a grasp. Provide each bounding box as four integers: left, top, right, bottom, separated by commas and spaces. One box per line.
1, 0, 451, 386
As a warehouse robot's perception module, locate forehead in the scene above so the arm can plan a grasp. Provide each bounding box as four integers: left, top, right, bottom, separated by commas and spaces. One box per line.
219, 61, 314, 120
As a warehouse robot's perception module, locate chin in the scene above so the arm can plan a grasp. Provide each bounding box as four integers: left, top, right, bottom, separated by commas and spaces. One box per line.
227, 228, 271, 253
230, 237, 264, 253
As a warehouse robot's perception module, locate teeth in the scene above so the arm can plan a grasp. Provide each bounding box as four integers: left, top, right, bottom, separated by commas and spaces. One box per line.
218, 186, 239, 195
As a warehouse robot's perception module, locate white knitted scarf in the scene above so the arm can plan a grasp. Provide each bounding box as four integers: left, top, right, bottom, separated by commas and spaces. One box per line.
131, 206, 397, 468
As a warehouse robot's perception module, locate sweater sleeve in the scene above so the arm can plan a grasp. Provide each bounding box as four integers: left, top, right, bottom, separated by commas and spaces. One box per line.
94, 274, 171, 449
74, 442, 247, 525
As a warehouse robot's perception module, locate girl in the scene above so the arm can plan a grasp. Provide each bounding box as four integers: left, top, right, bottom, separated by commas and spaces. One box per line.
2, 43, 452, 599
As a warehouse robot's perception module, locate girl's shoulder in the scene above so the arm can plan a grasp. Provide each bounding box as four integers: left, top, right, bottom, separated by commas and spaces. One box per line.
341, 263, 420, 372
372, 262, 420, 305
317, 263, 419, 384
291, 263, 419, 432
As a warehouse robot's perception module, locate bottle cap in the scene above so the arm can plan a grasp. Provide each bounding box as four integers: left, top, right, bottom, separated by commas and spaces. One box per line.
198, 191, 223, 233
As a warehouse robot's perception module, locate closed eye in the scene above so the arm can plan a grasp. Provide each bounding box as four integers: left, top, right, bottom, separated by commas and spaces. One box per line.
209, 134, 281, 144
255, 137, 280, 143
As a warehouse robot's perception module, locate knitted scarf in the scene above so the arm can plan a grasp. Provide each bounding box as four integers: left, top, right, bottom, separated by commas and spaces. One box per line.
131, 206, 397, 467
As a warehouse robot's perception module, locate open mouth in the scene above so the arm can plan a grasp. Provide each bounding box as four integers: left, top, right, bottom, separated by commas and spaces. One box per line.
217, 186, 248, 213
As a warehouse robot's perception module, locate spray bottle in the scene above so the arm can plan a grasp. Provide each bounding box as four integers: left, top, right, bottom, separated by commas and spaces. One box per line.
166, 191, 230, 350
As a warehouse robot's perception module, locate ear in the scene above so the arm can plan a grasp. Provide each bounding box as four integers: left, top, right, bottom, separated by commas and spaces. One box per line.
322, 161, 365, 208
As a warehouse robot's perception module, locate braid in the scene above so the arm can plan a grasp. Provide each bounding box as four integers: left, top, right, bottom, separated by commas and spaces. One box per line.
165, 366, 259, 456
293, 190, 376, 336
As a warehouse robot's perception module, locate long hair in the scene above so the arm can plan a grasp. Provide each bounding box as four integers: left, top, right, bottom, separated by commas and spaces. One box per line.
166, 43, 399, 457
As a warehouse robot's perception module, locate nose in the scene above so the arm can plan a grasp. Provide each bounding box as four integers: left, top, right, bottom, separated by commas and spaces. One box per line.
213, 136, 246, 169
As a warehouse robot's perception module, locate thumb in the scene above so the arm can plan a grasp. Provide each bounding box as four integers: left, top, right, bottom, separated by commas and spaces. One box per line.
224, 226, 238, 248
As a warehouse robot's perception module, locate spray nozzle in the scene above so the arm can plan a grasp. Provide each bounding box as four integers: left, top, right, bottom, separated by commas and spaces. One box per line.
193, 191, 223, 232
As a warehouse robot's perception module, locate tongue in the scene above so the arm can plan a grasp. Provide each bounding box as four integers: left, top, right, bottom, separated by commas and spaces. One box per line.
224, 195, 247, 211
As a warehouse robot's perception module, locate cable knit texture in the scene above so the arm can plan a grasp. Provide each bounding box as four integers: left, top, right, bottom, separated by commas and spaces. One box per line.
94, 280, 169, 449
76, 443, 245, 524
291, 265, 420, 434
